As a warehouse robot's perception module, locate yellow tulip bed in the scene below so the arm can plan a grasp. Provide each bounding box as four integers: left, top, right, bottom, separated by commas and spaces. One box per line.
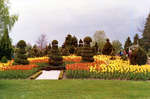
63, 55, 81, 62
66, 55, 150, 80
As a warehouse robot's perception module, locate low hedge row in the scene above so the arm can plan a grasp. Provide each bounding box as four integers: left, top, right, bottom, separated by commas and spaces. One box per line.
0, 68, 38, 79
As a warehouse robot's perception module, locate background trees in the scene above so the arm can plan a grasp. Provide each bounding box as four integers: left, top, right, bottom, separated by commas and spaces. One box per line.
140, 13, 150, 52
0, 0, 18, 35
133, 34, 139, 45
93, 30, 107, 53
124, 37, 132, 52
112, 40, 122, 55
36, 34, 48, 50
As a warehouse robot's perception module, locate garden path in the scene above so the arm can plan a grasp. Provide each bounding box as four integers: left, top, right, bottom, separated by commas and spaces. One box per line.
36, 70, 60, 80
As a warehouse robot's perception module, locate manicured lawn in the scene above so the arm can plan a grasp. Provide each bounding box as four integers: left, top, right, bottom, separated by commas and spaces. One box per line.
0, 80, 150, 99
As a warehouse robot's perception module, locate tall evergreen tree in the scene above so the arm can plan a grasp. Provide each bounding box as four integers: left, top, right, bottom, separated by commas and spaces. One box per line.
124, 37, 132, 52
133, 34, 139, 45
143, 14, 150, 39
0, 28, 13, 60
140, 13, 150, 52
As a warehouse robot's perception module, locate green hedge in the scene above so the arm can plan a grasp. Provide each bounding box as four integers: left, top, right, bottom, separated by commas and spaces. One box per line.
0, 68, 38, 79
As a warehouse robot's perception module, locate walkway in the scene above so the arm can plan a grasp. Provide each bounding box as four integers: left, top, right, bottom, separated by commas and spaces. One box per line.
36, 70, 60, 80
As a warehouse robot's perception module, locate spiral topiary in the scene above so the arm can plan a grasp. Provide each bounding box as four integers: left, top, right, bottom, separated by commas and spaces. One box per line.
49, 40, 63, 66
130, 47, 147, 65
14, 40, 29, 65
84, 36, 92, 45
81, 36, 94, 62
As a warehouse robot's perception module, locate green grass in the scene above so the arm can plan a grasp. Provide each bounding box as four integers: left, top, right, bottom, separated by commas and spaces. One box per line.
0, 80, 150, 99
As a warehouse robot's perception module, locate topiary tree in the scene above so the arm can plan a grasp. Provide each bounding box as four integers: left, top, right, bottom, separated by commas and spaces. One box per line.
0, 28, 13, 60
1, 56, 8, 63
77, 39, 83, 56
30, 45, 41, 57
43, 43, 51, 56
49, 40, 63, 66
140, 13, 150, 52
61, 43, 70, 56
133, 34, 139, 45
81, 36, 94, 62
102, 39, 113, 55
13, 40, 29, 65
63, 34, 78, 54
130, 47, 147, 65
124, 37, 132, 52
79, 39, 83, 47
93, 42, 99, 54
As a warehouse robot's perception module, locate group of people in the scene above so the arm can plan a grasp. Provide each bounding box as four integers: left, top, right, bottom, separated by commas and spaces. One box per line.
119, 49, 132, 58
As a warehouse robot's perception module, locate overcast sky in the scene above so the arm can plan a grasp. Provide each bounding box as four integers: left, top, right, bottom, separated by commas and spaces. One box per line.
9, 0, 150, 45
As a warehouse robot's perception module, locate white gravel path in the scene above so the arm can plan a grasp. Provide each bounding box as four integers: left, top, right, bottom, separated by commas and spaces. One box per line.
36, 70, 60, 80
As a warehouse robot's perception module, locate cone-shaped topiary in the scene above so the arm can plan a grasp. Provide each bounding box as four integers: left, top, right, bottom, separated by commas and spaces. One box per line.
81, 36, 94, 62
130, 47, 147, 65
14, 40, 29, 65
49, 40, 63, 66
79, 39, 83, 47
102, 39, 113, 55
93, 42, 99, 54
0, 28, 13, 60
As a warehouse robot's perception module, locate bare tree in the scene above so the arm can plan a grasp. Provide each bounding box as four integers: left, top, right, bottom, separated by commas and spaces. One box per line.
36, 34, 48, 50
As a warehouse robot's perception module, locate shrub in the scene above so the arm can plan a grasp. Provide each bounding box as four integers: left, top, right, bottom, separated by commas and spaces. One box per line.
81, 36, 94, 62
1, 56, 8, 63
49, 40, 63, 66
0, 68, 38, 79
102, 39, 113, 55
130, 47, 147, 65
13, 40, 29, 65
61, 44, 70, 56
0, 28, 13, 60
77, 39, 83, 56
93, 42, 99, 55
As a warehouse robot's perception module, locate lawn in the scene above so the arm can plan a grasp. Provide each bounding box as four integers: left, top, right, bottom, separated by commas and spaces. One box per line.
0, 80, 150, 99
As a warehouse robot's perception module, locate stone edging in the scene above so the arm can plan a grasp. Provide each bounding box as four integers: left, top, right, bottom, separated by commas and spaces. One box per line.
28, 70, 43, 80
59, 70, 64, 80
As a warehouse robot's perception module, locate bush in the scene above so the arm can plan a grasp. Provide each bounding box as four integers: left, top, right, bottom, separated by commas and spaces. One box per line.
0, 28, 13, 60
49, 40, 63, 66
0, 68, 38, 79
1, 56, 8, 63
14, 40, 29, 65
81, 36, 94, 62
102, 39, 113, 55
130, 47, 147, 65
61, 47, 70, 56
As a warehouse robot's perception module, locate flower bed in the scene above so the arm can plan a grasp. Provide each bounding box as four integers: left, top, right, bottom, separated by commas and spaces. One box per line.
66, 55, 150, 80
28, 57, 49, 64
63, 55, 81, 62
